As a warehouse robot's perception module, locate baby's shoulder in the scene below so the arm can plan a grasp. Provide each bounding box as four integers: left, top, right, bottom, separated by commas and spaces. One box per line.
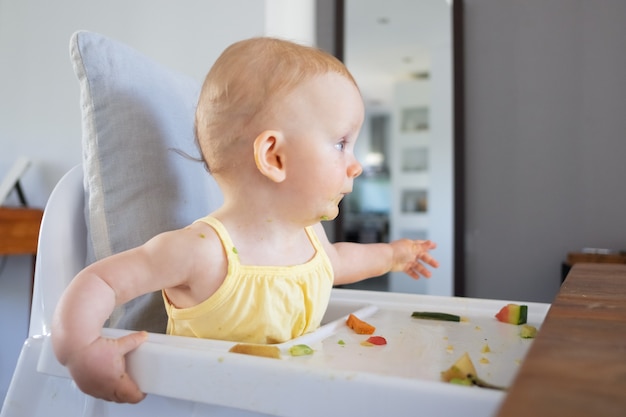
159, 222, 229, 303
178, 221, 225, 256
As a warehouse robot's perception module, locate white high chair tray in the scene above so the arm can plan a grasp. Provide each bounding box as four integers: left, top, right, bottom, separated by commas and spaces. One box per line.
24, 288, 548, 417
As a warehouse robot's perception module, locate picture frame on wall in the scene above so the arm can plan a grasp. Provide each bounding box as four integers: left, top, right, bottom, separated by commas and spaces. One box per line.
400, 106, 429, 132
401, 189, 428, 213
401, 147, 428, 172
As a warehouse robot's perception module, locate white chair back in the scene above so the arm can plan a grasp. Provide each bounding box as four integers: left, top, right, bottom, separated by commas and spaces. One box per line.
29, 165, 86, 337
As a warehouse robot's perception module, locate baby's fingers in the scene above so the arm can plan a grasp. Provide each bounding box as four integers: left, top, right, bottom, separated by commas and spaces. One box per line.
110, 372, 146, 404
117, 331, 148, 355
405, 262, 433, 279
416, 239, 437, 250
111, 331, 148, 403
420, 252, 439, 269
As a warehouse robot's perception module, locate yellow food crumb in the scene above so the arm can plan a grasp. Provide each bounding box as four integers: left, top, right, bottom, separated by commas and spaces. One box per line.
460, 316, 470, 323
446, 345, 454, 353
474, 326, 482, 331
360, 341, 374, 347
199, 233, 206, 238
229, 343, 280, 359
481, 344, 491, 353
479, 357, 490, 364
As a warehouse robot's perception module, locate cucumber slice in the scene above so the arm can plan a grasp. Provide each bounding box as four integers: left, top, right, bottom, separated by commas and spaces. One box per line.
411, 311, 461, 322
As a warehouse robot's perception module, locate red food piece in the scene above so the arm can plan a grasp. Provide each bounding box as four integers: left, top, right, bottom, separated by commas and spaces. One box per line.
365, 336, 387, 345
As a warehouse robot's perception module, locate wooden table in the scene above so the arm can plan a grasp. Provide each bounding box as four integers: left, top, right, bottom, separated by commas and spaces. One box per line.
496, 263, 626, 417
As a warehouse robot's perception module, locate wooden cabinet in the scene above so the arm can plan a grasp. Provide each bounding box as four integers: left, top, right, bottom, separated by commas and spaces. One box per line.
0, 207, 44, 314
0, 207, 43, 255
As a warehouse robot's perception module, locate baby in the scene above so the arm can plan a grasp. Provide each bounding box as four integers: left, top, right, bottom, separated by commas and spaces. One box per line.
52, 37, 438, 403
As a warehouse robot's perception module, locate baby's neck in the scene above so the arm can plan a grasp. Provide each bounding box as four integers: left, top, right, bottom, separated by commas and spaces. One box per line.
215, 208, 316, 266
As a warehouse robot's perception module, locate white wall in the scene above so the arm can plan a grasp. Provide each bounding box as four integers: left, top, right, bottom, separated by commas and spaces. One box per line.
0, 0, 266, 405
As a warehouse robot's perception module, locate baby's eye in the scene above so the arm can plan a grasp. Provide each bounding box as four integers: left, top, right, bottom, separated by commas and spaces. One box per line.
334, 140, 347, 151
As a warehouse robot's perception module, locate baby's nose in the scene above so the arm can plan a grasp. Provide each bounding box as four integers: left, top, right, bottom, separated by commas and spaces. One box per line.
348, 158, 363, 178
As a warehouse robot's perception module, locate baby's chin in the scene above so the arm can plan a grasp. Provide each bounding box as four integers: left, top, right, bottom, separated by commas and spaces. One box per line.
318, 213, 337, 222
318, 207, 340, 222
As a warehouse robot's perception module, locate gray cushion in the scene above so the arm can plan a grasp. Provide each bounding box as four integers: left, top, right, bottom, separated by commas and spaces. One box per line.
70, 30, 223, 332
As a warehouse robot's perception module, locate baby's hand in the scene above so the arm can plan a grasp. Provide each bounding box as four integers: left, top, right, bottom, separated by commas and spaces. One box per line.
390, 239, 439, 279
65, 331, 148, 403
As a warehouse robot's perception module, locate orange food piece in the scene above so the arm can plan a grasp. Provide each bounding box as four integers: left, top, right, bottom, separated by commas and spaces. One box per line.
346, 313, 376, 334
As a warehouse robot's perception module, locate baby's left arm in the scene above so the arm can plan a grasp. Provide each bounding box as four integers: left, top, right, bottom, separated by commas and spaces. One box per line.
314, 224, 439, 285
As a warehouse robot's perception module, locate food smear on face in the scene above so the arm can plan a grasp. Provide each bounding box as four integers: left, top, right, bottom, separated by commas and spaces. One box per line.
346, 313, 376, 334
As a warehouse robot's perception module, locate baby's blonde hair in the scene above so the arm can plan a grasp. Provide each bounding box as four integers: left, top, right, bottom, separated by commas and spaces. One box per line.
195, 37, 357, 175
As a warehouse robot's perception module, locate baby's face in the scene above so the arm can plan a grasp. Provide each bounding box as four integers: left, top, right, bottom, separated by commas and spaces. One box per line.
275, 72, 365, 223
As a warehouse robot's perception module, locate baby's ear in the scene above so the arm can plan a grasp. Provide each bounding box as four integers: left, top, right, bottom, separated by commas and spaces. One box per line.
253, 130, 286, 183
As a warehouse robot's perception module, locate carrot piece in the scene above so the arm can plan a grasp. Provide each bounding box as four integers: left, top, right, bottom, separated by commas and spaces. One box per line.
346, 313, 376, 334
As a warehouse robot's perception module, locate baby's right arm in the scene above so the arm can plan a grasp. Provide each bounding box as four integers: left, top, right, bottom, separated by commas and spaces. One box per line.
51, 224, 220, 402
52, 264, 149, 403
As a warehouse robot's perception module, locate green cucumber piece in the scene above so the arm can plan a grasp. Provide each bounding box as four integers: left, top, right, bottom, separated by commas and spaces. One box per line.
288, 344, 314, 356
411, 311, 461, 322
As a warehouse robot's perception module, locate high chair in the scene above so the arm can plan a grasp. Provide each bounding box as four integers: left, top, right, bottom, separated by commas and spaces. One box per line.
1, 31, 550, 417
0, 163, 550, 417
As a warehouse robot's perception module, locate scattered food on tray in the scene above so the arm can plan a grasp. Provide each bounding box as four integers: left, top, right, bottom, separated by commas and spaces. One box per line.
495, 303, 528, 325
449, 378, 473, 386
481, 343, 491, 353
479, 357, 490, 364
411, 311, 462, 322
364, 336, 387, 346
441, 352, 476, 382
229, 343, 281, 359
441, 352, 506, 390
288, 344, 314, 356
519, 324, 538, 338
346, 313, 376, 334
337, 339, 346, 346
446, 345, 454, 353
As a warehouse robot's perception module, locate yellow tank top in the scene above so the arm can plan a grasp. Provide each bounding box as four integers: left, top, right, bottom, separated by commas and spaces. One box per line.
162, 216, 334, 344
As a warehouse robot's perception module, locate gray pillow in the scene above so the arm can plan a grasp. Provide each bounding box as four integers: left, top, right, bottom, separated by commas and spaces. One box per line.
70, 30, 223, 332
